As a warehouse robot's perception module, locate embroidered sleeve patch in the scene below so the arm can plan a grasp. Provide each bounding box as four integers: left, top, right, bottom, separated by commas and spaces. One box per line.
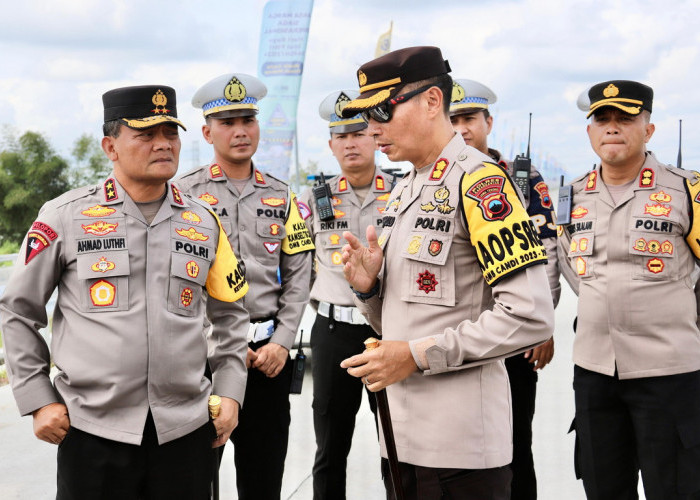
281, 193, 315, 255
461, 162, 548, 286
206, 210, 248, 302
685, 176, 700, 259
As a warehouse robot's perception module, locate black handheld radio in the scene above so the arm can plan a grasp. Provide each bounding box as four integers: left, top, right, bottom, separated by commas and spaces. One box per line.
511, 113, 533, 204
556, 174, 573, 226
313, 172, 335, 222
289, 330, 306, 395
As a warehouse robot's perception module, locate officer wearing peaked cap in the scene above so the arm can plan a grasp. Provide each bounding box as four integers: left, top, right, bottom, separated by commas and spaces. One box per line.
339, 46, 554, 499
558, 80, 700, 499
298, 89, 393, 499
0, 85, 251, 498
178, 73, 314, 500
450, 78, 560, 500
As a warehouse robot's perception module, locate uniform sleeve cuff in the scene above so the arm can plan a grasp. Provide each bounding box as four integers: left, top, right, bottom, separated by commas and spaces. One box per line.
13, 377, 61, 416
270, 328, 295, 351
409, 337, 439, 371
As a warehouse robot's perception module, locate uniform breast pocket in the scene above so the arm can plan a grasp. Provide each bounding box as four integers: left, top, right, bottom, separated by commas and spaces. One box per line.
629, 230, 679, 281
76, 251, 130, 312
317, 230, 345, 267
567, 231, 595, 280
168, 253, 208, 317
255, 218, 286, 260
400, 231, 455, 306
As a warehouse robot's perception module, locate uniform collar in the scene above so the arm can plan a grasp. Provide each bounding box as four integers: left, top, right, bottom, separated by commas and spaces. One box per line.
99, 175, 189, 208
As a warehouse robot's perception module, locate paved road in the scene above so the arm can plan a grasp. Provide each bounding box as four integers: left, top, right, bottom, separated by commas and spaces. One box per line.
0, 283, 644, 499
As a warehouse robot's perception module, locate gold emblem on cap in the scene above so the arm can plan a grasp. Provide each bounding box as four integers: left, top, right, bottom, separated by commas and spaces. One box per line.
224, 77, 247, 103
335, 92, 351, 117
603, 84, 620, 98
151, 89, 169, 114
358, 70, 367, 87
451, 82, 465, 103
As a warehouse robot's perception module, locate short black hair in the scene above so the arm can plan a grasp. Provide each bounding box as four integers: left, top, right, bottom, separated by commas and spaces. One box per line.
404, 73, 453, 115
103, 120, 122, 138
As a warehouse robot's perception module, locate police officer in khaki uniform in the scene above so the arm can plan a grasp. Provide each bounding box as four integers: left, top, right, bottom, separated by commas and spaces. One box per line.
450, 78, 560, 500
558, 80, 700, 499
338, 46, 555, 499
299, 89, 392, 499
177, 73, 314, 500
0, 85, 250, 499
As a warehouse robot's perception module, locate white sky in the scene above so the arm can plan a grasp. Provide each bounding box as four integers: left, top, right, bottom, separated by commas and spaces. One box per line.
1, 0, 699, 182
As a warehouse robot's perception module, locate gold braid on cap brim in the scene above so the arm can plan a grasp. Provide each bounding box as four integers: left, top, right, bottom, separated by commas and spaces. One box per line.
121, 115, 186, 130
346, 88, 394, 110
589, 97, 643, 115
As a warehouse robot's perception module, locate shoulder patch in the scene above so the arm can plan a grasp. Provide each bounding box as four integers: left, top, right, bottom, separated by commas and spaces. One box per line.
460, 163, 548, 286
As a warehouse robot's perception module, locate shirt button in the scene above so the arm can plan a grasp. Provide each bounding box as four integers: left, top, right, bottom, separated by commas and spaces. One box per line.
240, 226, 246, 231
361, 211, 366, 216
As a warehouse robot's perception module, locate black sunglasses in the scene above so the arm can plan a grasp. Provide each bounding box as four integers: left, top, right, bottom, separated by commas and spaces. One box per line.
361, 85, 434, 123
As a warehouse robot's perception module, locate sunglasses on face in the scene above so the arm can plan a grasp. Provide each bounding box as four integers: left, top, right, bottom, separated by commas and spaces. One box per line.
361, 84, 434, 123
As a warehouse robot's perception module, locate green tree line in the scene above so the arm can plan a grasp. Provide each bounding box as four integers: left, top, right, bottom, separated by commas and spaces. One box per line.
0, 129, 109, 246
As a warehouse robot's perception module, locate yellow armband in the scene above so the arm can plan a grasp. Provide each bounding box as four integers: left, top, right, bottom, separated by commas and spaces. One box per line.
461, 162, 548, 286
281, 192, 315, 255
685, 174, 700, 259
205, 210, 248, 302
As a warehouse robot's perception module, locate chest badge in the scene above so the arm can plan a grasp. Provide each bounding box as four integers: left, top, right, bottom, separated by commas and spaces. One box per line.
82, 221, 118, 236
329, 234, 341, 245
91, 256, 116, 273
421, 187, 455, 214
416, 270, 438, 294
262, 197, 286, 207
270, 223, 281, 236
647, 258, 664, 274
186, 260, 200, 278
181, 288, 193, 307
198, 193, 219, 206
263, 242, 280, 253
571, 207, 588, 219
181, 211, 202, 225
90, 279, 116, 307
81, 205, 117, 217
176, 227, 209, 241
428, 239, 443, 256
407, 235, 423, 254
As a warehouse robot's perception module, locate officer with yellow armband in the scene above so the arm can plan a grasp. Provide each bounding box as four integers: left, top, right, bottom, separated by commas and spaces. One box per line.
0, 85, 250, 499
299, 89, 393, 499
559, 80, 700, 499
338, 46, 554, 499
177, 73, 314, 500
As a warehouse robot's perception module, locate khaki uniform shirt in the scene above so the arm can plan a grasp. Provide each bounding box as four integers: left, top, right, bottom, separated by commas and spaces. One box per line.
0, 176, 250, 445
489, 148, 560, 305
177, 164, 314, 350
355, 134, 555, 469
299, 167, 394, 306
557, 152, 700, 379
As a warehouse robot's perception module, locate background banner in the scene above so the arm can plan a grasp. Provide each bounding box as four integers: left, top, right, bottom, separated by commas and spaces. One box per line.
256, 0, 314, 180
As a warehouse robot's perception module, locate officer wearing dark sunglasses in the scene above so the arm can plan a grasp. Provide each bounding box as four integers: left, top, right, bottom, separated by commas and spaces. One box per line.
338, 46, 554, 500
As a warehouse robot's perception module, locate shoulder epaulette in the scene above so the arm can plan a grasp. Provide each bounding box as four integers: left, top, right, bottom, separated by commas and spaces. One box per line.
667, 165, 699, 183
260, 171, 289, 188
43, 183, 100, 211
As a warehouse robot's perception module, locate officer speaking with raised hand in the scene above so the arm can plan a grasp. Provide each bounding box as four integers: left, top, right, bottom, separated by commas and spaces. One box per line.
177, 73, 314, 500
0, 85, 250, 499
559, 80, 700, 499
298, 89, 393, 499
338, 46, 554, 499
449, 78, 560, 500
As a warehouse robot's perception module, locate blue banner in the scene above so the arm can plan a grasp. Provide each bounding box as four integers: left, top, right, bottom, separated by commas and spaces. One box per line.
256, 0, 314, 180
